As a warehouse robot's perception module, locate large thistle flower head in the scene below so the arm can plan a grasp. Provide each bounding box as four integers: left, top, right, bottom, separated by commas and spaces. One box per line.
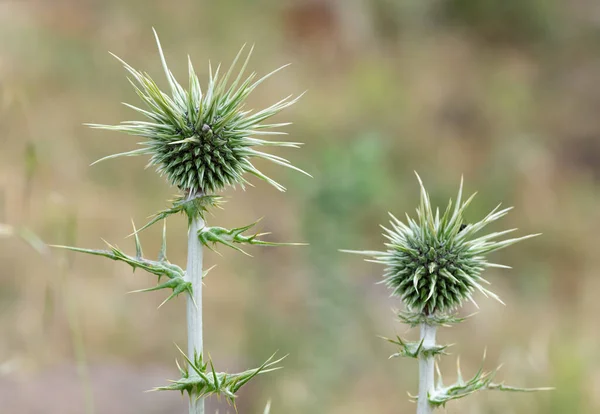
349, 174, 538, 315
89, 30, 309, 195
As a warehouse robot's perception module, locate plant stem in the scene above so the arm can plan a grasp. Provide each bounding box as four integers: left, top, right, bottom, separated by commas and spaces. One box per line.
417, 323, 436, 414
187, 215, 205, 414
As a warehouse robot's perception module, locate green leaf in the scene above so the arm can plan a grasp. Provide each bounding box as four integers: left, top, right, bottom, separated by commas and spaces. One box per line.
198, 220, 307, 255
428, 354, 553, 407
155, 346, 285, 407
51, 221, 190, 306
132, 194, 224, 234
383, 335, 450, 359
397, 310, 475, 327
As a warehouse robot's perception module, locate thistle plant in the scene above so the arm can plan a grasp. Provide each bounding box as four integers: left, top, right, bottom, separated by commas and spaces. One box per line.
53, 30, 308, 413
344, 174, 550, 413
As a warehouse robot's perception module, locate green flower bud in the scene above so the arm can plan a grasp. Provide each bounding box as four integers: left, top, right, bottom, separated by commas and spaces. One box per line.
88, 30, 309, 195
345, 173, 539, 315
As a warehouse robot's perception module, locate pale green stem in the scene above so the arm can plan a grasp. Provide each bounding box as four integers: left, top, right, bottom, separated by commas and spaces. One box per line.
417, 323, 436, 414
187, 216, 205, 414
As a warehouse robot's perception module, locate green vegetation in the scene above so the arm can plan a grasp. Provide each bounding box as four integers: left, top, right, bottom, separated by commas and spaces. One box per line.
53, 30, 307, 413
0, 1, 597, 413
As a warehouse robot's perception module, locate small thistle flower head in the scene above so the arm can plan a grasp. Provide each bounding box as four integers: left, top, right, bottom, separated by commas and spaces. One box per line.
347, 174, 539, 315
89, 30, 309, 195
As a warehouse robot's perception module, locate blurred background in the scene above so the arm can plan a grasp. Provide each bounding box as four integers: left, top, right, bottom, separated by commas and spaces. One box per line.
1, 0, 599, 413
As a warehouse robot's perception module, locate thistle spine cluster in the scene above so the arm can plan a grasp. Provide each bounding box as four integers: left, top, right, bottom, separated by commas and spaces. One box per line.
352, 174, 538, 314
89, 29, 309, 195
345, 174, 548, 412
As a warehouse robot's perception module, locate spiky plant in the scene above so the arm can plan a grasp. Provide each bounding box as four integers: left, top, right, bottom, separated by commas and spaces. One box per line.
53, 30, 308, 414
89, 32, 307, 194
343, 174, 550, 413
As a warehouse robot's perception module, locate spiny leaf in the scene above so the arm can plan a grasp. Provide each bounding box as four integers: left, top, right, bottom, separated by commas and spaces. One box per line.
382, 335, 450, 359
428, 354, 553, 407
155, 347, 285, 407
397, 310, 477, 328
51, 221, 190, 306
198, 220, 307, 255
132, 194, 224, 235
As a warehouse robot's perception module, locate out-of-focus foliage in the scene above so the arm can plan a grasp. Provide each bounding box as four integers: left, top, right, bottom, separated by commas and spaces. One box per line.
439, 0, 560, 45
1, 0, 599, 413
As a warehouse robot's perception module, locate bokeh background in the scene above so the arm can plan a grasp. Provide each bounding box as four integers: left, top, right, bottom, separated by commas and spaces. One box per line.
1, 0, 599, 413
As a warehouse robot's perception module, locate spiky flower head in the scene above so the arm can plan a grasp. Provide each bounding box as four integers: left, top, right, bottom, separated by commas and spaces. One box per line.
89, 30, 308, 195
346, 174, 539, 315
